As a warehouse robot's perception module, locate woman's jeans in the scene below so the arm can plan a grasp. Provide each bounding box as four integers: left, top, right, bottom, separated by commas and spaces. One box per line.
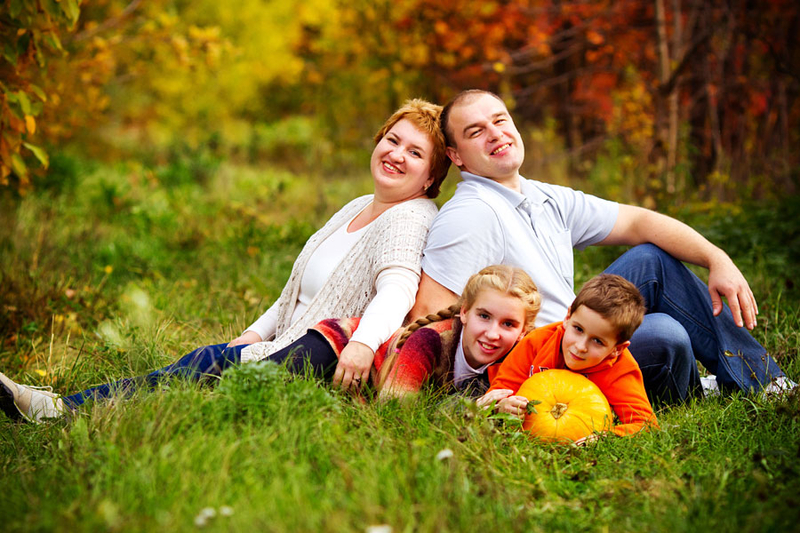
63, 330, 337, 408
604, 244, 784, 404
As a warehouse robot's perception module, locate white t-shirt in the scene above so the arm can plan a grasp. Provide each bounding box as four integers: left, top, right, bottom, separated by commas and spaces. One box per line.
245, 210, 419, 352
292, 219, 367, 324
422, 172, 619, 326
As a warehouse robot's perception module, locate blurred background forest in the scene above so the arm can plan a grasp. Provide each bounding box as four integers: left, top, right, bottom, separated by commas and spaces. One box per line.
2, 0, 798, 205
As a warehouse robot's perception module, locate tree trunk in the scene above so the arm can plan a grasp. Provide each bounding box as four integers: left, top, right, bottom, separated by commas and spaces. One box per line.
655, 0, 675, 193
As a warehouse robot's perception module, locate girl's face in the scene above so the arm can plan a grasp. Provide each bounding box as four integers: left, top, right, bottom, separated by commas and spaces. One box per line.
370, 119, 434, 204
460, 289, 527, 368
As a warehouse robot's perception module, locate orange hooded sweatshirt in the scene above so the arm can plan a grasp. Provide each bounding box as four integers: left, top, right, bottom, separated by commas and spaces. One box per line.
488, 322, 658, 436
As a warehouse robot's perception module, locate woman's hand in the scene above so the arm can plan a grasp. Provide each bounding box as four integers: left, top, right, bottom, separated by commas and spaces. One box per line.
333, 341, 374, 391
227, 330, 262, 348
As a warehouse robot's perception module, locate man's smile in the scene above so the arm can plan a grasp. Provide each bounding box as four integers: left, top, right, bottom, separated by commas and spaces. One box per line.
490, 143, 512, 156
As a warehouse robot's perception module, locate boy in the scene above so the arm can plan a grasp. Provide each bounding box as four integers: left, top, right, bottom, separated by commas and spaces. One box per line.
477, 274, 657, 437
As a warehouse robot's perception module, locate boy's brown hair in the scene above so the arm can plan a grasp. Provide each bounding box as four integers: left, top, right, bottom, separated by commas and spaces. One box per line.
570, 274, 646, 343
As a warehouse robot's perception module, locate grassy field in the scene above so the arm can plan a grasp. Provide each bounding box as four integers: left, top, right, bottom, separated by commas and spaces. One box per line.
1, 158, 799, 532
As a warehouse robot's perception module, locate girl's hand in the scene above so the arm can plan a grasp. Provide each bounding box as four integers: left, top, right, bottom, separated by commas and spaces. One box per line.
227, 330, 262, 347
476, 389, 514, 408
333, 341, 374, 391
496, 395, 530, 419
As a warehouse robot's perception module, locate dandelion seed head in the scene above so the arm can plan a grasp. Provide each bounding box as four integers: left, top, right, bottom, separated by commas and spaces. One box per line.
436, 448, 454, 461
366, 525, 393, 533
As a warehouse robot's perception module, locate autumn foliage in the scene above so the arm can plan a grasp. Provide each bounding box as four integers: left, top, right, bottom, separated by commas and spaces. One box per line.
2, 0, 798, 200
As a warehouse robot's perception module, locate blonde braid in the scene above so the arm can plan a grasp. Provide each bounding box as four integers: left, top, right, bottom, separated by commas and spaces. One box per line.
395, 304, 461, 351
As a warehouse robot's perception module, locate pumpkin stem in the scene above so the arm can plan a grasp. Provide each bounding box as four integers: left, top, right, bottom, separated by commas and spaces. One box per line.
550, 402, 568, 419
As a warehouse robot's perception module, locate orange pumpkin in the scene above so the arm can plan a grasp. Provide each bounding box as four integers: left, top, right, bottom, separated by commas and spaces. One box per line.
517, 369, 613, 443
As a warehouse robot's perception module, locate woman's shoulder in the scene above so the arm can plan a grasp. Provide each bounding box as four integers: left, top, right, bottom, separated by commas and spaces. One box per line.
380, 197, 438, 224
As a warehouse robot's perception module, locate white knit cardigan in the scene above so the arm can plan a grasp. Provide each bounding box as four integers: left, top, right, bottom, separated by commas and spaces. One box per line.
241, 195, 438, 363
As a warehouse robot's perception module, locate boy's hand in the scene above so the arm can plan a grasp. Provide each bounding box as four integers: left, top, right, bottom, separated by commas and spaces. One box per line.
573, 433, 603, 447
477, 389, 514, 408
496, 395, 530, 419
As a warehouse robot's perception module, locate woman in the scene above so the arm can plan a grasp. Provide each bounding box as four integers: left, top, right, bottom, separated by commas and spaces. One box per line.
0, 99, 450, 423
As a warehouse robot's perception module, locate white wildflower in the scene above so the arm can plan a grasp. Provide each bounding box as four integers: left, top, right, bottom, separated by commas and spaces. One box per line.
436, 448, 454, 461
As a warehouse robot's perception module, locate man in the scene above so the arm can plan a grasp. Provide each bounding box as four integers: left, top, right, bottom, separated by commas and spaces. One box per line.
411, 89, 791, 403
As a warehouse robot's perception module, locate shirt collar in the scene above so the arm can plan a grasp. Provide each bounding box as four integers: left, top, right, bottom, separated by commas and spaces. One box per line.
461, 171, 550, 212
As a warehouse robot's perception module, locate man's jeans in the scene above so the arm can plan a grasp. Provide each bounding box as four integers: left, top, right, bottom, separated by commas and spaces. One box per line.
604, 244, 783, 404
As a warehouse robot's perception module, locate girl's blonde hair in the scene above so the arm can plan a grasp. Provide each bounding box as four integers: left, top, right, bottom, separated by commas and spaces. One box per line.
396, 265, 540, 349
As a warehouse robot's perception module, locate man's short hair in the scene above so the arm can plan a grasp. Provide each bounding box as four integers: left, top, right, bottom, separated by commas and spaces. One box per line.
570, 274, 646, 343
439, 90, 507, 148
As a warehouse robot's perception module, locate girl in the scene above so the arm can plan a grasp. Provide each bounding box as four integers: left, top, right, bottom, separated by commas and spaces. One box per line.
304, 264, 542, 397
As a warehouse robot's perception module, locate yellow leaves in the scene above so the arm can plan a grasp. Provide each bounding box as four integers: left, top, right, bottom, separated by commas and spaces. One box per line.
25, 115, 36, 134
609, 77, 654, 148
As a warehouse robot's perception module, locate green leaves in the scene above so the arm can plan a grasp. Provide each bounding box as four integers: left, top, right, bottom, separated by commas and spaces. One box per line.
23, 142, 49, 168
0, 0, 79, 189
526, 399, 542, 415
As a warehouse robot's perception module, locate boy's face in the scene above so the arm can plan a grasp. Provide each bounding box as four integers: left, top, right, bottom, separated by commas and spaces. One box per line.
561, 305, 629, 372
460, 289, 527, 369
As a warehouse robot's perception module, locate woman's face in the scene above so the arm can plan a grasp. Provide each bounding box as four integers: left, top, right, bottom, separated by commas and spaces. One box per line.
370, 119, 434, 203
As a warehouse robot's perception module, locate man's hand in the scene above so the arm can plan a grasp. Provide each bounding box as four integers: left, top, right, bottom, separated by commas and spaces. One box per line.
708, 253, 758, 329
604, 205, 759, 330
227, 330, 262, 347
332, 341, 374, 391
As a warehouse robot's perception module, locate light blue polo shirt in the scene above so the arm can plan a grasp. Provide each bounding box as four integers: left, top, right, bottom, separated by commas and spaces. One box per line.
421, 172, 619, 325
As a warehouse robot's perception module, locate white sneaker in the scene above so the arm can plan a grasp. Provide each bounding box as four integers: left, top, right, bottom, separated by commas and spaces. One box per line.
762, 376, 798, 398
700, 374, 720, 397
0, 371, 66, 423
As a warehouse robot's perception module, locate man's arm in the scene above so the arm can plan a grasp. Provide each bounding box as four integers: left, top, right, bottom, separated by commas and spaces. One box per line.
600, 204, 757, 329
407, 271, 459, 322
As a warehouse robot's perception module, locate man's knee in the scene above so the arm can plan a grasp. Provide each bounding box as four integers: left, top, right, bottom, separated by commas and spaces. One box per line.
629, 313, 696, 404
620, 243, 671, 267
631, 313, 693, 366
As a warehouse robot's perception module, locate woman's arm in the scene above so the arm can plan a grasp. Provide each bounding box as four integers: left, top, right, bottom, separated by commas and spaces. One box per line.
332, 266, 419, 389
229, 301, 279, 347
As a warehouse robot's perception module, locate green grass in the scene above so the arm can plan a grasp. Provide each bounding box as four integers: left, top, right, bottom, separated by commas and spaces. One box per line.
1, 157, 799, 532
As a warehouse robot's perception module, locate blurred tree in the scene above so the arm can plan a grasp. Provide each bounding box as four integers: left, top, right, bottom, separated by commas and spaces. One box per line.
1, 0, 80, 192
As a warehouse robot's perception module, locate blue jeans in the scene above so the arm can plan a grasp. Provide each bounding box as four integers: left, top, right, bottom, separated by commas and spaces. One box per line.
63, 330, 338, 408
603, 244, 784, 404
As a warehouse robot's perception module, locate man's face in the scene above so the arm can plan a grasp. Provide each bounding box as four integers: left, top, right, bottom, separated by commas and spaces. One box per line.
445, 93, 525, 184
